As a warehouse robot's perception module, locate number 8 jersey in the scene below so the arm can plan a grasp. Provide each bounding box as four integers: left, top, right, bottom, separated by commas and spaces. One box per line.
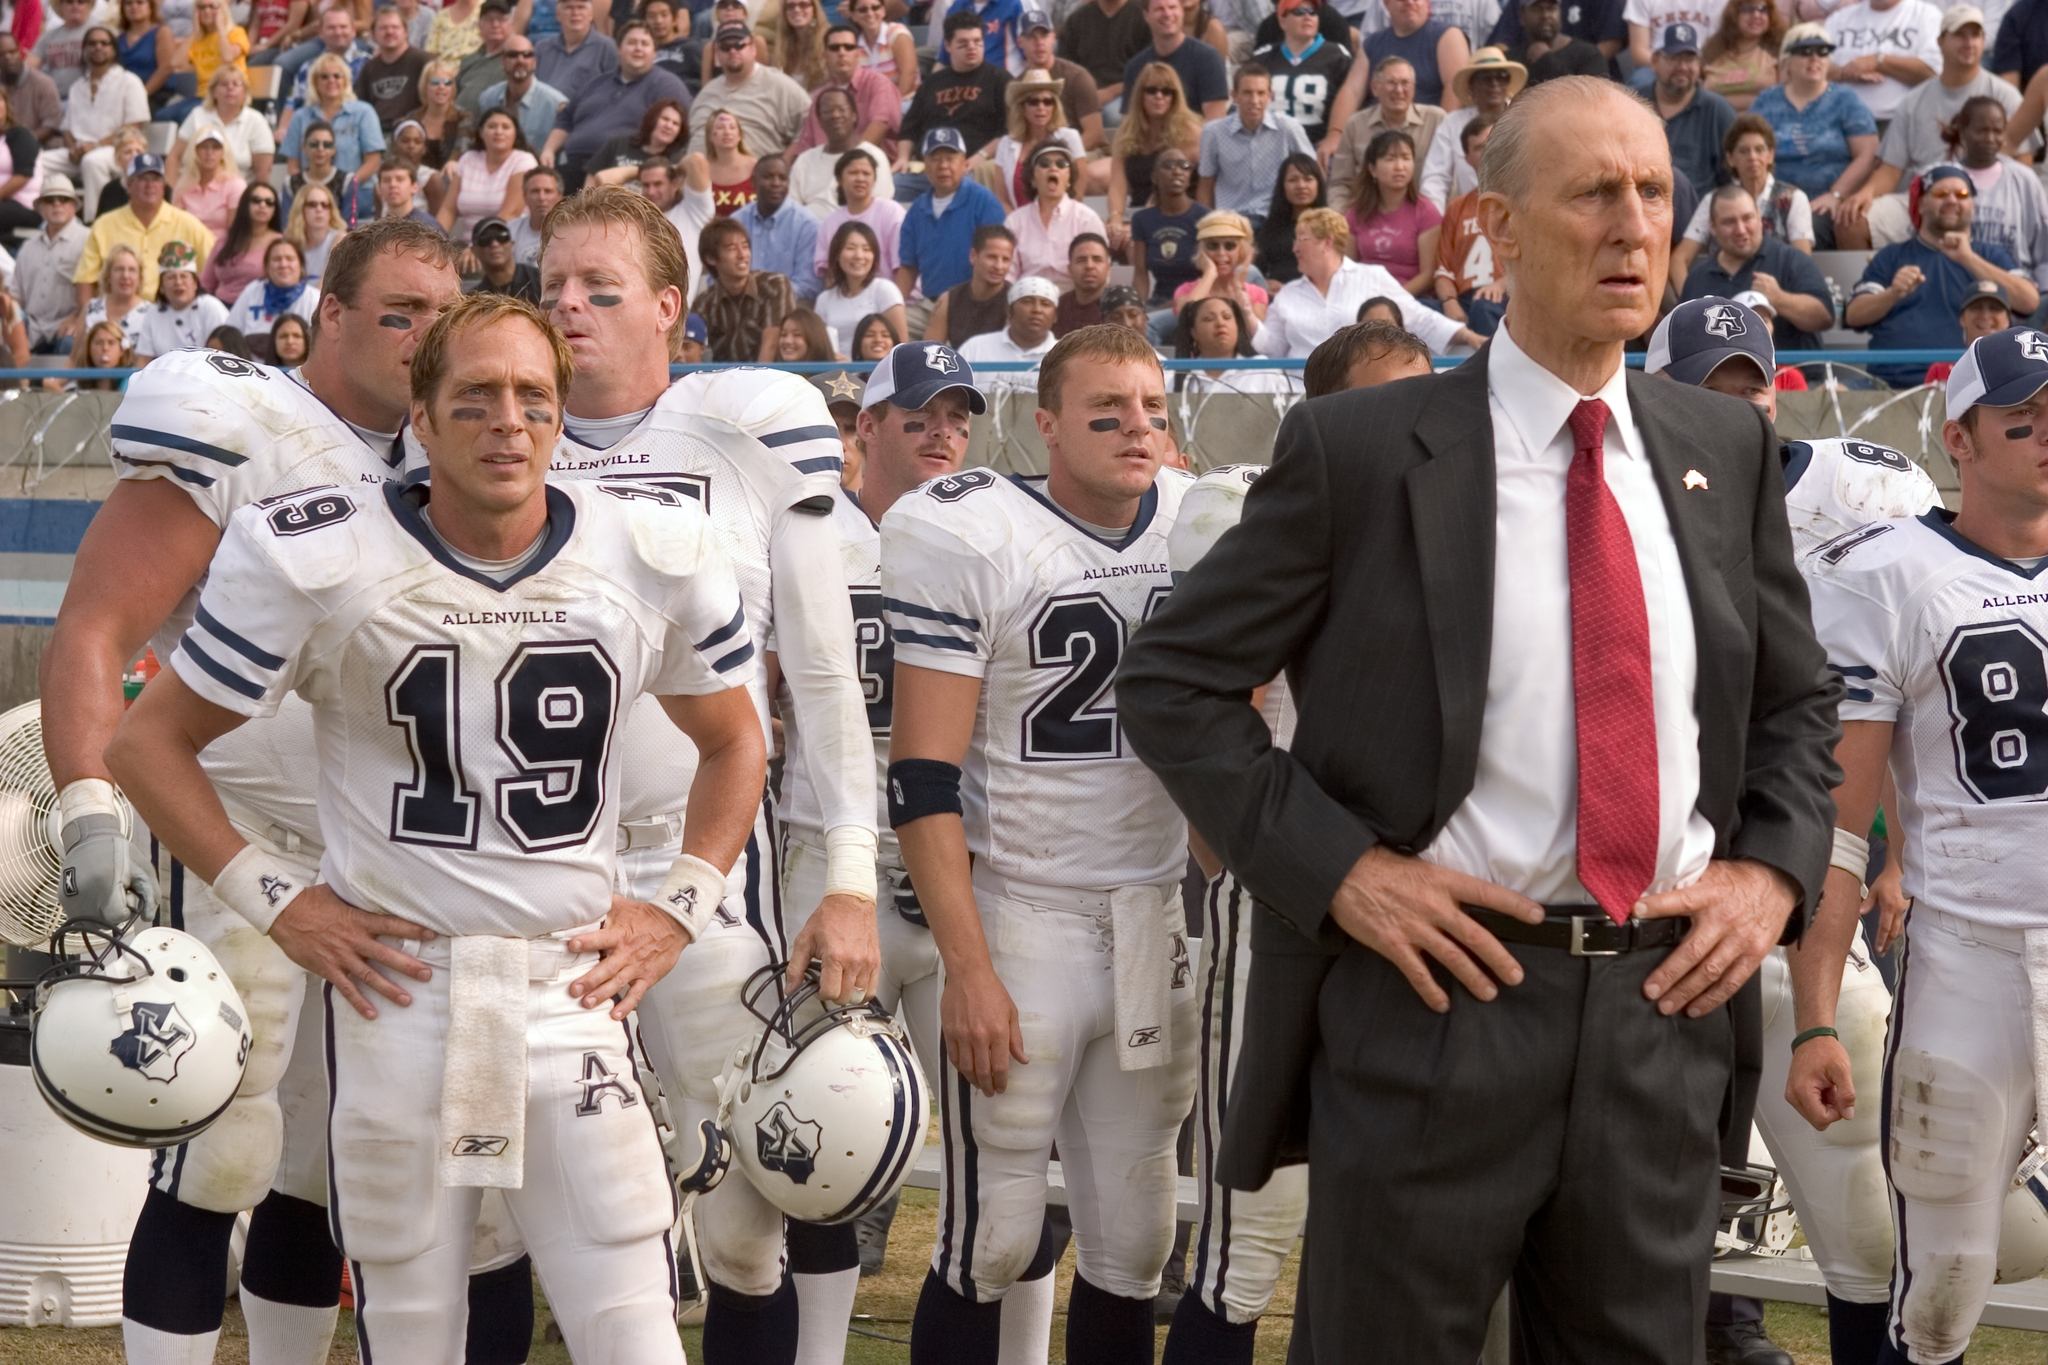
880, 468, 1194, 891
170, 479, 752, 938
1804, 508, 2048, 929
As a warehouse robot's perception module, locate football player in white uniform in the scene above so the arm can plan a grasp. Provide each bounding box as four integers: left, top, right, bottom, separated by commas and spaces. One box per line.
535, 187, 882, 1365
106, 295, 769, 1365
37, 219, 515, 1365
1154, 464, 1311, 1365
1788, 328, 2048, 1365
1649, 297, 1940, 1365
885, 325, 1200, 1365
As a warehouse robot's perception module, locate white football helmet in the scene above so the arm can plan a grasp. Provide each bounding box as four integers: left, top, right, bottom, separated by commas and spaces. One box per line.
29, 921, 251, 1148
1999, 1141, 2048, 1283
1715, 1133, 1798, 1259
1167, 464, 1265, 581
716, 964, 929, 1224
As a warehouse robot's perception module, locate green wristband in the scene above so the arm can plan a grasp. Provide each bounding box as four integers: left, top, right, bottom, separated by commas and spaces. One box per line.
1792, 1026, 1840, 1052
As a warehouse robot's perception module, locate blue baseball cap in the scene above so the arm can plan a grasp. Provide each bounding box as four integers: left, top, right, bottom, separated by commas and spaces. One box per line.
1658, 21, 1700, 52
1645, 296, 1774, 387
862, 341, 987, 413
921, 127, 968, 158
1946, 327, 2048, 419
124, 152, 166, 179
684, 312, 708, 344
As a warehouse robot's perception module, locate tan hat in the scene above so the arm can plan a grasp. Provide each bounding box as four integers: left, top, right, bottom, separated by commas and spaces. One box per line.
1195, 209, 1254, 241
1941, 3, 1985, 32
34, 172, 80, 202
1450, 46, 1528, 102
1006, 68, 1066, 113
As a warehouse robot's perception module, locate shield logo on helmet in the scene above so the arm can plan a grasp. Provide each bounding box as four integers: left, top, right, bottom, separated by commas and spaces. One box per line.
109, 1000, 195, 1083
756, 1100, 823, 1184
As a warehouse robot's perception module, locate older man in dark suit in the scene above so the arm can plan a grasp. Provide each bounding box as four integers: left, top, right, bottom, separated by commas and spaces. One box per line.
1118, 74, 1842, 1363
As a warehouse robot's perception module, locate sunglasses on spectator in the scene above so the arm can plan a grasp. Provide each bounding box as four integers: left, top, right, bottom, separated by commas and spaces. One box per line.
1023, 94, 1055, 105
1281, 6, 1316, 16
251, 195, 277, 204
1035, 156, 1071, 168
504, 46, 535, 56
306, 137, 335, 148
1202, 237, 1242, 250
1143, 85, 1174, 96
427, 76, 454, 84
826, 39, 857, 49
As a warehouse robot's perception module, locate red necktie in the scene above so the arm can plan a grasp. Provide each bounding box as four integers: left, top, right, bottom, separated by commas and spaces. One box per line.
1566, 398, 1660, 926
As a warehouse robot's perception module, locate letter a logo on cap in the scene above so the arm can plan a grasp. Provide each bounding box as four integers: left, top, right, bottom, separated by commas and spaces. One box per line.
922, 344, 958, 374
2023, 332, 2048, 364
1703, 303, 1746, 340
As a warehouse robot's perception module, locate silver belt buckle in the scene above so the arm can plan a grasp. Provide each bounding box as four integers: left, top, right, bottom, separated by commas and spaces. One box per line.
1569, 914, 1621, 957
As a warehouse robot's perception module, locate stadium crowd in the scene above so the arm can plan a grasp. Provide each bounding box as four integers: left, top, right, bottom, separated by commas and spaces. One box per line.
1, 0, 2046, 380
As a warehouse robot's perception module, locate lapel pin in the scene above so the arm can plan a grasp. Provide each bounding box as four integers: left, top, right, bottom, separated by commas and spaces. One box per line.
1683, 469, 1709, 490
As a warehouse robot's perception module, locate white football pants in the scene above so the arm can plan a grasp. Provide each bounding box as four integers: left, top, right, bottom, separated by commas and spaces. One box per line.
1754, 932, 1897, 1304
327, 936, 682, 1365
1187, 872, 1308, 1325
931, 873, 1199, 1303
1881, 908, 2037, 1364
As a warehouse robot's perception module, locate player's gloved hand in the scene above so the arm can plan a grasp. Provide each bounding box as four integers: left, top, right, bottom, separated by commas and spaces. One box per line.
269, 883, 435, 1020
57, 778, 155, 927
942, 964, 1027, 1097
784, 892, 881, 1005
1787, 1032, 1856, 1131
569, 895, 688, 1020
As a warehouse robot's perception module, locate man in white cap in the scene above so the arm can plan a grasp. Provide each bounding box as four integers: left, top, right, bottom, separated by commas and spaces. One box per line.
15, 171, 86, 353
958, 275, 1061, 373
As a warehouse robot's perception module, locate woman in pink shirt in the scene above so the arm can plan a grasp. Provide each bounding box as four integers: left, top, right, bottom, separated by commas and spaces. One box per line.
175, 126, 246, 237
1341, 128, 1441, 296
1002, 140, 1107, 289
200, 180, 281, 303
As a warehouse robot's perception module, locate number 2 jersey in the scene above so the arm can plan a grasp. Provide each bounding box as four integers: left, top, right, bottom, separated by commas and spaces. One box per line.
169, 479, 752, 938
881, 468, 1195, 892
1803, 509, 2048, 930
110, 349, 411, 852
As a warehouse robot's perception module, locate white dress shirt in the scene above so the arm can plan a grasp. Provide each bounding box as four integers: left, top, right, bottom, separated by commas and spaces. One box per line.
1254, 257, 1462, 357
1418, 322, 1715, 905
61, 65, 149, 144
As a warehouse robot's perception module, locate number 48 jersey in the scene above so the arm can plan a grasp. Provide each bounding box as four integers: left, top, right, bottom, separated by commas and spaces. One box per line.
170, 479, 752, 938
881, 468, 1195, 892
1804, 509, 2048, 930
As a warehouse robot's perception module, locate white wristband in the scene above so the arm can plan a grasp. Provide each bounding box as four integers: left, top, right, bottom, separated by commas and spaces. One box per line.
823, 824, 879, 902
58, 777, 126, 827
652, 853, 727, 942
1830, 826, 1872, 880
211, 842, 309, 934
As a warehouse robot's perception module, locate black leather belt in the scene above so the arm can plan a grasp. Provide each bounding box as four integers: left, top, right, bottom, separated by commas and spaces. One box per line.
1467, 906, 1689, 956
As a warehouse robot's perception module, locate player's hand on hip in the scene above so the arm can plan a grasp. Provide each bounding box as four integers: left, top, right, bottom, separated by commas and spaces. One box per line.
1786, 1033, 1856, 1130
1327, 846, 1544, 1014
784, 891, 881, 1004
269, 884, 435, 1021
941, 964, 1027, 1097
568, 896, 689, 1020
1637, 858, 1796, 1018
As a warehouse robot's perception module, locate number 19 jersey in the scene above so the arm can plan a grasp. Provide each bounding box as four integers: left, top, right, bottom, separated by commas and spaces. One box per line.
1803, 508, 2048, 929
881, 468, 1194, 892
170, 479, 752, 938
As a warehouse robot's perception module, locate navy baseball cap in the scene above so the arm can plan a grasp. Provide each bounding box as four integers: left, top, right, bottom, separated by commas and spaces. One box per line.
684, 312, 708, 344
863, 341, 987, 413
1022, 7, 1054, 30
1645, 296, 1774, 387
1958, 278, 2011, 317
921, 127, 968, 157
1945, 327, 2048, 419
1659, 21, 1700, 52
124, 152, 166, 179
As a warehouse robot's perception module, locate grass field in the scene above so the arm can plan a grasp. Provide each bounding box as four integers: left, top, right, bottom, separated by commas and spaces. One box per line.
3, 1190, 2046, 1363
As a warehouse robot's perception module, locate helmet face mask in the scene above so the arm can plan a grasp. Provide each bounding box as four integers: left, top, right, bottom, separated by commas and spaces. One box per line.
27, 918, 251, 1149
715, 963, 931, 1224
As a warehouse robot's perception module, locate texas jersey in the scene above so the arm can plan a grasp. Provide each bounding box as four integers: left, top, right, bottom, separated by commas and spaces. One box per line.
547, 372, 856, 829
170, 479, 751, 936
882, 468, 1195, 891
111, 348, 408, 849
1782, 438, 1940, 556
1804, 509, 2048, 929
774, 486, 894, 854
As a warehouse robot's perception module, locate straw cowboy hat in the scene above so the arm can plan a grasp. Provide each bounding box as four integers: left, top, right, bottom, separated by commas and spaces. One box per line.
1006, 68, 1067, 114
1450, 46, 1528, 102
